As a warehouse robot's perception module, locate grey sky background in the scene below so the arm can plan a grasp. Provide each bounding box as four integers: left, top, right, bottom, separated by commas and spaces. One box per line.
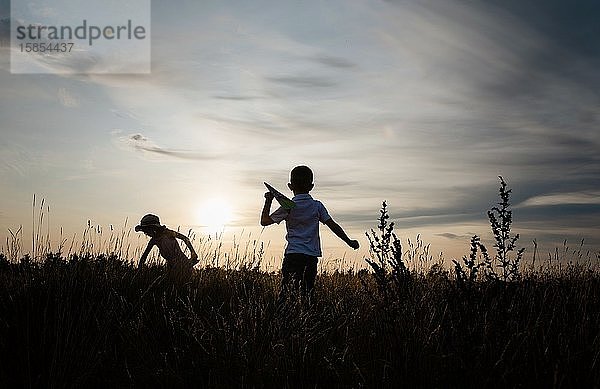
1, 0, 599, 264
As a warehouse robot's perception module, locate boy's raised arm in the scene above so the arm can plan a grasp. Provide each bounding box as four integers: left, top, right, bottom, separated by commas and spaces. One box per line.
324, 218, 360, 250
175, 232, 198, 261
260, 192, 276, 226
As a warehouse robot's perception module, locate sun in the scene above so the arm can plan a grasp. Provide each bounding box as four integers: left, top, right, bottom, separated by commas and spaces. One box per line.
197, 198, 233, 234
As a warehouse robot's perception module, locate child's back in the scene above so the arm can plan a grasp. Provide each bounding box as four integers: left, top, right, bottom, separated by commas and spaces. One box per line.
270, 193, 330, 257
151, 228, 191, 264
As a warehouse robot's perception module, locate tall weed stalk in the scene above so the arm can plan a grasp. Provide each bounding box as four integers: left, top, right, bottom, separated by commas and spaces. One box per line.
364, 201, 409, 299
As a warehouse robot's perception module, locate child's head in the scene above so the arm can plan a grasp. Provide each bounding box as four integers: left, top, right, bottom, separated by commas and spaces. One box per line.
135, 214, 164, 237
288, 165, 314, 194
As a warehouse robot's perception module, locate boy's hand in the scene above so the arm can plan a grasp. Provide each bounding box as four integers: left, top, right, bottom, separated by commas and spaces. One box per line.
348, 239, 360, 250
190, 253, 199, 267
261, 192, 276, 226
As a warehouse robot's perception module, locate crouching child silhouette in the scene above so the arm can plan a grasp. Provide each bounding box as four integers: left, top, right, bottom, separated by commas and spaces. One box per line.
260, 166, 359, 301
135, 214, 199, 273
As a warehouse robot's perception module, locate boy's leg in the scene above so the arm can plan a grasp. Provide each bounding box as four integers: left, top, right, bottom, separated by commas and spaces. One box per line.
282, 253, 318, 296
302, 256, 318, 295
280, 253, 307, 300
279, 255, 291, 300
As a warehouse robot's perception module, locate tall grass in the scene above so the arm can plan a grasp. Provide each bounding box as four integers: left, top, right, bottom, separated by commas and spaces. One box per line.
0, 252, 598, 387
0, 181, 599, 387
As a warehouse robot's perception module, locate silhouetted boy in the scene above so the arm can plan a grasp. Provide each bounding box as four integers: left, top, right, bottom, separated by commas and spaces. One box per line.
135, 214, 199, 270
260, 166, 359, 299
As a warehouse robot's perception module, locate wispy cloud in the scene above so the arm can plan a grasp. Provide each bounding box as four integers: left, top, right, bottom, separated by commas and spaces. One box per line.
0, 145, 28, 177
311, 54, 357, 69
517, 191, 600, 208
267, 75, 338, 89
436, 232, 474, 241
116, 132, 220, 161
213, 95, 262, 101
110, 109, 140, 121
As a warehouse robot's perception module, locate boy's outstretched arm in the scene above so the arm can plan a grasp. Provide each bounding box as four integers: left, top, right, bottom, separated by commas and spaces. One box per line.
138, 241, 154, 268
324, 218, 360, 249
175, 232, 198, 261
260, 192, 276, 226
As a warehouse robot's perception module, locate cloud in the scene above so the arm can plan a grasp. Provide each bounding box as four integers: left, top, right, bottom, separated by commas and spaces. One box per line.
436, 232, 472, 240
267, 75, 338, 88
213, 95, 262, 101
0, 17, 9, 44
28, 4, 58, 18
517, 191, 600, 208
117, 132, 220, 161
110, 109, 139, 121
0, 143, 33, 177
480, 0, 600, 60
57, 88, 79, 108
311, 54, 356, 69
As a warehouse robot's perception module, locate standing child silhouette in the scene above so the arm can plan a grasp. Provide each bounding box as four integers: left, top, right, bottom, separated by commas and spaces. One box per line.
261, 166, 359, 299
135, 214, 199, 271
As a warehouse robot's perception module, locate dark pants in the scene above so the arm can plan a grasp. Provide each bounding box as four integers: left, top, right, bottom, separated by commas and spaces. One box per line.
280, 253, 318, 300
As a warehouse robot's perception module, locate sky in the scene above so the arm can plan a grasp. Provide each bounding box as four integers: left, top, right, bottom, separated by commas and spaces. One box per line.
1, 0, 599, 268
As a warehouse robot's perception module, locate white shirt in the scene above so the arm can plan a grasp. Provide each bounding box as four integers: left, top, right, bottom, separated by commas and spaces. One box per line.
270, 193, 331, 257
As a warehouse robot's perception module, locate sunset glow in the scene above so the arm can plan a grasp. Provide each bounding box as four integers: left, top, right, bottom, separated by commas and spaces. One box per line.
197, 198, 233, 234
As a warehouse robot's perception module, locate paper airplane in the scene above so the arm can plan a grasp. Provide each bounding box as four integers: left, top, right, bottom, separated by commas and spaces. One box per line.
264, 182, 296, 210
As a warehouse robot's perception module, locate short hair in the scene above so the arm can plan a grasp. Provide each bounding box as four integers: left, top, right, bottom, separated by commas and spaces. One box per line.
290, 165, 313, 192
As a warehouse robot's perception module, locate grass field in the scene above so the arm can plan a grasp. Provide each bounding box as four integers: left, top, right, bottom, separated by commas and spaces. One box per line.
1, 179, 599, 388
0, 252, 599, 388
